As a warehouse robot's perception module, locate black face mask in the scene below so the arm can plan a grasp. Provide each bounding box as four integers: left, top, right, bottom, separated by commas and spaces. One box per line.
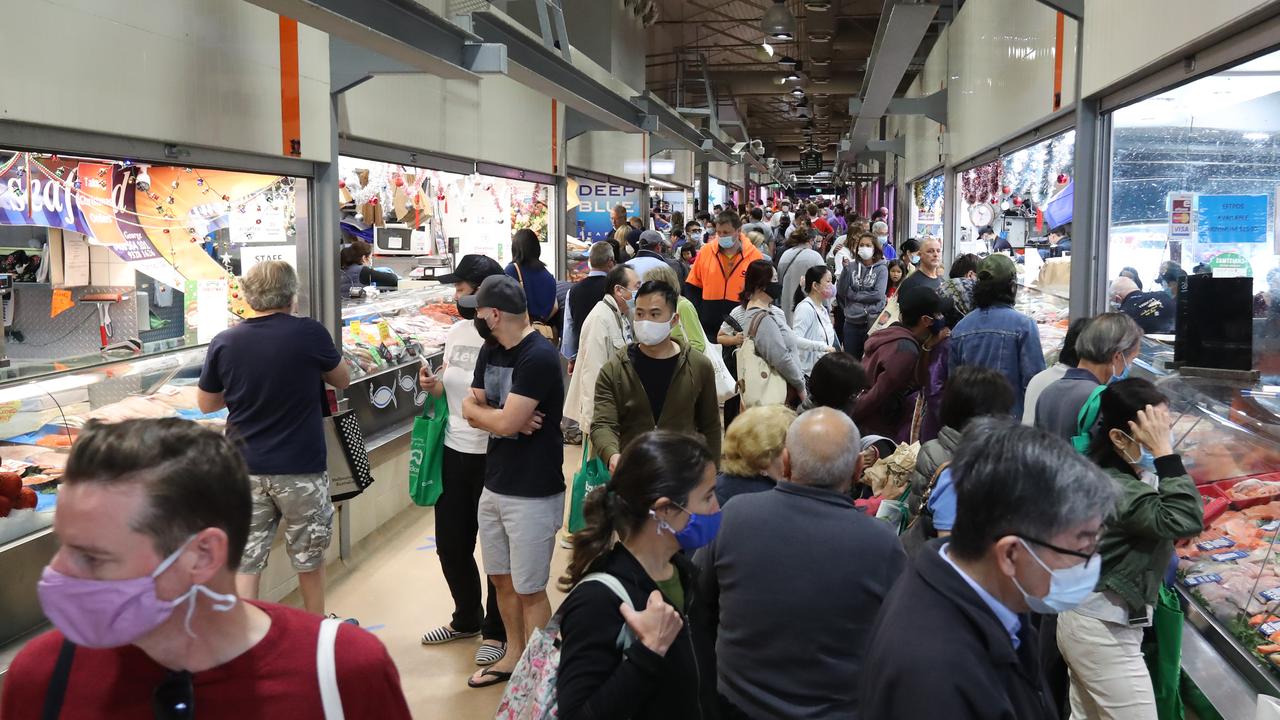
474, 316, 496, 342
765, 281, 783, 301
457, 302, 477, 320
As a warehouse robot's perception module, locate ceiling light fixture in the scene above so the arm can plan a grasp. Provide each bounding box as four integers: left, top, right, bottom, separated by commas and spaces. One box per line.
784, 72, 800, 82
761, 0, 796, 40
777, 55, 798, 69
811, 77, 830, 84
761, 42, 774, 57
791, 87, 805, 96
809, 30, 833, 42
804, 1, 832, 10
811, 57, 831, 67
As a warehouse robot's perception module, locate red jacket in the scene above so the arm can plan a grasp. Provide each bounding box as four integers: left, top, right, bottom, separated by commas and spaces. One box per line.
854, 324, 928, 440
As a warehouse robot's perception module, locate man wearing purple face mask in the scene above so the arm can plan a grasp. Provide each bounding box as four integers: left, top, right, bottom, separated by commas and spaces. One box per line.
0, 419, 411, 720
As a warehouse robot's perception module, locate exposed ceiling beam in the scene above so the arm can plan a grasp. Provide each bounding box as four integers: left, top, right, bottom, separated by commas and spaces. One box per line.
844, 2, 938, 158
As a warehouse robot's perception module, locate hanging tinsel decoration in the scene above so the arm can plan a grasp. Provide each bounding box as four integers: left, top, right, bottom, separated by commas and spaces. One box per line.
960, 161, 1002, 203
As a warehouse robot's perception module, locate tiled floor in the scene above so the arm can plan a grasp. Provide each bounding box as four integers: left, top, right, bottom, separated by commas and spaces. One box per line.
294, 445, 579, 719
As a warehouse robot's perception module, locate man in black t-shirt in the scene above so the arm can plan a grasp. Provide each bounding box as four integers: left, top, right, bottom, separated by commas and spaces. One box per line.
1109, 276, 1175, 334
459, 275, 565, 688
197, 261, 350, 617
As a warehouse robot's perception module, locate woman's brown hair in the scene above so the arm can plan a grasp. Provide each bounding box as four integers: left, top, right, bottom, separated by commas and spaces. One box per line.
559, 431, 713, 591
340, 240, 372, 268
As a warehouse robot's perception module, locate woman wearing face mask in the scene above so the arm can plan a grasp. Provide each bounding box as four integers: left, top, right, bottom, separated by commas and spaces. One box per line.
837, 233, 887, 360
556, 431, 719, 720
717, 260, 807, 406
417, 255, 509, 664
1056, 379, 1203, 720
791, 265, 838, 377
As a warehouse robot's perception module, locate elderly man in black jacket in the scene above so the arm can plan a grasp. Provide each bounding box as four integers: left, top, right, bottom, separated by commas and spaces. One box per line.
696, 407, 906, 719
860, 419, 1117, 720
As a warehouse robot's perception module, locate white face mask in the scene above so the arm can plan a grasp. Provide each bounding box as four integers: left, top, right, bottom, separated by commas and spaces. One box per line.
633, 319, 674, 346
857, 246, 874, 260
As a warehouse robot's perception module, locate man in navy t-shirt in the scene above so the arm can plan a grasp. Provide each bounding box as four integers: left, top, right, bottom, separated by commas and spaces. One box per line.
197, 260, 350, 617
458, 274, 565, 688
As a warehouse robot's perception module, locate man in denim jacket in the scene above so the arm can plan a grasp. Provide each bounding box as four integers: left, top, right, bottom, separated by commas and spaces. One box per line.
948, 254, 1045, 419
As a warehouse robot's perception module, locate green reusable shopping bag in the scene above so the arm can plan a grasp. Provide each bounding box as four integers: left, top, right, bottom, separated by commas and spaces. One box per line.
1142, 585, 1185, 720
568, 440, 610, 533
408, 392, 449, 507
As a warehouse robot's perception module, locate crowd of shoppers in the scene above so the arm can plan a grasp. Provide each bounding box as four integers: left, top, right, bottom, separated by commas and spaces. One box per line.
6, 204, 1215, 720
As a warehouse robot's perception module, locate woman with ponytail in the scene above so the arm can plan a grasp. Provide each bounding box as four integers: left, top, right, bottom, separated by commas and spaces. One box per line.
556, 431, 719, 720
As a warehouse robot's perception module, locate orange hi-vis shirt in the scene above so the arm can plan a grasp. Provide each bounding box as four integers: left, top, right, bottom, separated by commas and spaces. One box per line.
685, 235, 764, 302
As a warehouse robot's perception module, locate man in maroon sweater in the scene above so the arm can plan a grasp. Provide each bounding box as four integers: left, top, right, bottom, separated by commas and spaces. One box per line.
1, 419, 411, 719
854, 286, 946, 440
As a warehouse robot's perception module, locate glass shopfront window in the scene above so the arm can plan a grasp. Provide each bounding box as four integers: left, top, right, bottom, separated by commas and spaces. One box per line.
0, 148, 304, 382
1106, 48, 1280, 374
911, 174, 944, 240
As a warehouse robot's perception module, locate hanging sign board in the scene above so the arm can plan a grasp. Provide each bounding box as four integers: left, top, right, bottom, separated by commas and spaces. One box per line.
240, 244, 298, 275
571, 177, 640, 241
1169, 193, 1193, 240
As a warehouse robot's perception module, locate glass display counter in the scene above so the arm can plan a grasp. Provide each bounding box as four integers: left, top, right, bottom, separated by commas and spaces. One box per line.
1014, 281, 1070, 364
339, 283, 460, 439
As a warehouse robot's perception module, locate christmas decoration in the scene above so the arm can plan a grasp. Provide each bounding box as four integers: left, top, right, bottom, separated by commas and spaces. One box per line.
1002, 185, 1012, 196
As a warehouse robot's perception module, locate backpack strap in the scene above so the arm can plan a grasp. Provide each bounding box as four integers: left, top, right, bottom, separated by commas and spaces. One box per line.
40, 639, 76, 720
317, 618, 346, 720
578, 572, 637, 650
1072, 386, 1107, 453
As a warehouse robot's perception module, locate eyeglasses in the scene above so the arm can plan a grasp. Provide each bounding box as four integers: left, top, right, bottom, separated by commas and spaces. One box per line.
153, 670, 194, 720
1018, 533, 1101, 561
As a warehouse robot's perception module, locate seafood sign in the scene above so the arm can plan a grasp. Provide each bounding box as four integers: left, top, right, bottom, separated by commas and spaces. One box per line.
370, 381, 397, 409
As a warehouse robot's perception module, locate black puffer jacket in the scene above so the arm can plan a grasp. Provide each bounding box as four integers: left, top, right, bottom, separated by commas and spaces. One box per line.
557, 544, 707, 720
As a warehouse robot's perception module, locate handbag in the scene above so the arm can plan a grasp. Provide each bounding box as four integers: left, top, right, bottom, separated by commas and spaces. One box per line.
324, 410, 376, 503
513, 263, 557, 342
568, 440, 610, 533
408, 391, 449, 506
702, 341, 738, 403
737, 310, 788, 408
868, 293, 901, 336
900, 461, 950, 556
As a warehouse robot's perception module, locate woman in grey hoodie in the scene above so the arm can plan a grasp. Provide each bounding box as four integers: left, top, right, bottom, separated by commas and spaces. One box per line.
837, 233, 888, 359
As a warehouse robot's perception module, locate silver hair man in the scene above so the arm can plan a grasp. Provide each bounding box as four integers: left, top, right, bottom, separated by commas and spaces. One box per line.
1074, 312, 1143, 364
783, 407, 862, 491
241, 260, 298, 312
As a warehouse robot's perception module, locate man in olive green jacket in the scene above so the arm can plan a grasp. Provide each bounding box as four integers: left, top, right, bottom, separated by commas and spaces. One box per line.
591, 280, 722, 472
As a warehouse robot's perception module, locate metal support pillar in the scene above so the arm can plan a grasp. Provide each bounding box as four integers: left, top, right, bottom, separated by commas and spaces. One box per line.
553, 175, 568, 280
942, 167, 957, 262
699, 160, 710, 215
1068, 16, 1106, 320
315, 96, 341, 349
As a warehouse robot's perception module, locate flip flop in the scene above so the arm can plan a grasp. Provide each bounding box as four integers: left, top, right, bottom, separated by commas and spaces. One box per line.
468, 668, 513, 689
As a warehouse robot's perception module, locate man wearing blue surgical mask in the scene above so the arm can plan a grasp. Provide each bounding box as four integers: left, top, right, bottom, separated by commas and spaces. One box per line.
685, 211, 765, 344
697, 408, 906, 719
862, 420, 1118, 720
2, 420, 411, 718
1034, 312, 1144, 443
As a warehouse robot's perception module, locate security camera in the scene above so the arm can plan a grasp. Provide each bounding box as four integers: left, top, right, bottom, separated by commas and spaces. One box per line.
136, 166, 152, 192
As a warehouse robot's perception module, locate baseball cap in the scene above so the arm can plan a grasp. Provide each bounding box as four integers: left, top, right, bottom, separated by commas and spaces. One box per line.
437, 254, 504, 285
977, 253, 1017, 285
639, 230, 667, 249
457, 274, 527, 314
898, 285, 944, 325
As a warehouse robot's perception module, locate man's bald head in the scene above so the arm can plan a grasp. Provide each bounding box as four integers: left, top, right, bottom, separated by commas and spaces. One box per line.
782, 408, 863, 491
1109, 276, 1139, 304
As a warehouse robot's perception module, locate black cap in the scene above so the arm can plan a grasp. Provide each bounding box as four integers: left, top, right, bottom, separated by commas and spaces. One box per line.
898, 284, 944, 325
458, 274, 526, 314
437, 254, 504, 285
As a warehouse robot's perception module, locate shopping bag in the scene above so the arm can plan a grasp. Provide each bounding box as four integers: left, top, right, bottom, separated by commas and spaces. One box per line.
868, 294, 901, 336
568, 440, 610, 533
408, 392, 449, 507
702, 341, 738, 403
1143, 585, 1185, 720
326, 410, 376, 503
737, 311, 788, 408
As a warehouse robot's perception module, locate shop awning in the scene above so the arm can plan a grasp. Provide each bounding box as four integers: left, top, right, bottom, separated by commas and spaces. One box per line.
469, 10, 646, 134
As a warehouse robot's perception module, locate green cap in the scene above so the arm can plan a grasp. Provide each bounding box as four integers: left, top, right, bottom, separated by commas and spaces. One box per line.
977, 253, 1017, 285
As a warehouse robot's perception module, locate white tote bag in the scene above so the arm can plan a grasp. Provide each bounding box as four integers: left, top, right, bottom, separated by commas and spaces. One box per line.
702, 342, 738, 403
737, 311, 788, 408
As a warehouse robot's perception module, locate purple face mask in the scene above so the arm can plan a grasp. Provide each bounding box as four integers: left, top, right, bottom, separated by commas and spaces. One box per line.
37, 536, 237, 648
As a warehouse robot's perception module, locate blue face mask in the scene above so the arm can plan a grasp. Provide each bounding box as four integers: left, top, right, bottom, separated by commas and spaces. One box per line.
718, 234, 737, 250
1109, 356, 1131, 384
1118, 430, 1159, 474
653, 504, 722, 551
1012, 538, 1102, 614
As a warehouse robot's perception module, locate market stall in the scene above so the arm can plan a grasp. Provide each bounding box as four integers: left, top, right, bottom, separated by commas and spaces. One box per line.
910, 173, 944, 239
0, 147, 310, 650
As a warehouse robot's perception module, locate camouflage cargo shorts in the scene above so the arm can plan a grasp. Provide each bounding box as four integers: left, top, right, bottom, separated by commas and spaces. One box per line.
239, 472, 334, 574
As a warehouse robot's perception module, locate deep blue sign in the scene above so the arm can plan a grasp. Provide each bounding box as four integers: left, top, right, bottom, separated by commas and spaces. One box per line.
1199, 194, 1269, 244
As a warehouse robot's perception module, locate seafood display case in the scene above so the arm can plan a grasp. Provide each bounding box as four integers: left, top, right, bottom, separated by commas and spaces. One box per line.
1160, 371, 1280, 700
0, 347, 219, 647
340, 283, 461, 438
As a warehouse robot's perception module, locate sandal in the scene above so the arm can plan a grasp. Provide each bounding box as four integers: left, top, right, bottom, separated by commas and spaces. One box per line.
467, 667, 513, 689
421, 625, 480, 645
475, 641, 507, 666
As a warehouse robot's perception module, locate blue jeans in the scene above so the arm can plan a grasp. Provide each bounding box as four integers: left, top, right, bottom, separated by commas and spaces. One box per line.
844, 320, 870, 360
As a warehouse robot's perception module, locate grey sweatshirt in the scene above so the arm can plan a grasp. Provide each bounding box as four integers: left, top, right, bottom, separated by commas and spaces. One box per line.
838, 260, 888, 325
721, 305, 806, 391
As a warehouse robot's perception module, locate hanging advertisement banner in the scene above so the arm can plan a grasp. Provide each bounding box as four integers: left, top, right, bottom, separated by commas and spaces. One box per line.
570, 176, 640, 241
1168, 193, 1193, 240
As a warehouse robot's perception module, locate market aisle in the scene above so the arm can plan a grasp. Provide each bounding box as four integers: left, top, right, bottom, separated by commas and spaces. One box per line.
307, 444, 579, 719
